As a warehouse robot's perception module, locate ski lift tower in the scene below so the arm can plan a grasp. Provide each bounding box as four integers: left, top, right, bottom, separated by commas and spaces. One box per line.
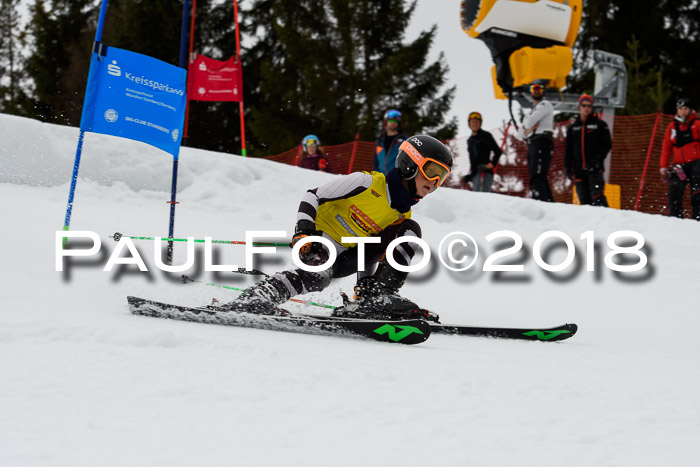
512, 50, 628, 179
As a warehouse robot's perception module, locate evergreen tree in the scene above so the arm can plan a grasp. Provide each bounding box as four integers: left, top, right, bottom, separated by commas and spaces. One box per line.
235, 0, 457, 156
24, 0, 96, 125
659, 0, 700, 110
569, 0, 699, 113
621, 36, 671, 116
101, 0, 184, 66
0, 0, 31, 115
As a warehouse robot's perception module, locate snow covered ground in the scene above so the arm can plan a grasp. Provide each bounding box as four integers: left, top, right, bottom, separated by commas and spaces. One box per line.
1, 113, 699, 466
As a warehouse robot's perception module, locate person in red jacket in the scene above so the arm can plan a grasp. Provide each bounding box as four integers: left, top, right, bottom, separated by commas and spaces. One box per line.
660, 98, 700, 220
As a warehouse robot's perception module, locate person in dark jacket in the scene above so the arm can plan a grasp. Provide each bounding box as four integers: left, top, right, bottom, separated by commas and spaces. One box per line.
564, 94, 612, 206
462, 111, 502, 192
660, 97, 700, 220
299, 134, 330, 173
375, 109, 407, 174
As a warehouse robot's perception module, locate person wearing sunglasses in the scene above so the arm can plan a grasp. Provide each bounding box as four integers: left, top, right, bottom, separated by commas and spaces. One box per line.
660, 97, 700, 220
299, 134, 331, 173
375, 109, 408, 175
518, 79, 555, 202
462, 111, 502, 192
218, 135, 453, 322
564, 94, 612, 207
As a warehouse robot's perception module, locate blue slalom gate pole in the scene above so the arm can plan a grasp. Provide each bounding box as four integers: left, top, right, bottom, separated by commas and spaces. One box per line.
166, 0, 190, 264
62, 0, 110, 246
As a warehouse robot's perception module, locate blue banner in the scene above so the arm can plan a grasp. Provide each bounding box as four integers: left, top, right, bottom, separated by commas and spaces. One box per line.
80, 45, 187, 157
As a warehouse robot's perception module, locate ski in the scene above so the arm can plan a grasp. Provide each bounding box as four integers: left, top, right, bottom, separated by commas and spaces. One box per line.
429, 322, 578, 341
301, 313, 577, 342
127, 296, 430, 345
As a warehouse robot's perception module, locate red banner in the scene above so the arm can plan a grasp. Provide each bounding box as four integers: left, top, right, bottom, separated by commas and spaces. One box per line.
187, 54, 243, 102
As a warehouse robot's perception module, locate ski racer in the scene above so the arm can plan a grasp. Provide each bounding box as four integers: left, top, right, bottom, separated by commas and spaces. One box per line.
220, 135, 453, 321
660, 97, 700, 220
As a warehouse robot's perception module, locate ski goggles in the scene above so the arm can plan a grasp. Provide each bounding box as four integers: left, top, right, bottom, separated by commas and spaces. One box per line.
399, 140, 451, 186
530, 84, 544, 94
384, 109, 402, 121
468, 112, 482, 121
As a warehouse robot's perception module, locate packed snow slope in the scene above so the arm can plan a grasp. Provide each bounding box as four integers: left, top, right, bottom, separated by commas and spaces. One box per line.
1, 113, 699, 467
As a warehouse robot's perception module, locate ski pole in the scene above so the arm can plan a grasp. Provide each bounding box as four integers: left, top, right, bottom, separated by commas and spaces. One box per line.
181, 275, 337, 310
110, 232, 290, 247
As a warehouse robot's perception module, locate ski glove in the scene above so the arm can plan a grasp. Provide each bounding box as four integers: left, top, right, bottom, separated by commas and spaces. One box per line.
291, 220, 329, 266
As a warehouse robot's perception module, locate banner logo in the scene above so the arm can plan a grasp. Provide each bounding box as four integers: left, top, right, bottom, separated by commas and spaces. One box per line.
104, 109, 118, 122
107, 60, 121, 76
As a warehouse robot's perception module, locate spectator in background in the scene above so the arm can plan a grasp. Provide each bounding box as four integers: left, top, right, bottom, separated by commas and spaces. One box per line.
660, 97, 700, 220
517, 79, 554, 202
564, 94, 612, 207
462, 111, 502, 192
299, 134, 330, 173
375, 109, 407, 174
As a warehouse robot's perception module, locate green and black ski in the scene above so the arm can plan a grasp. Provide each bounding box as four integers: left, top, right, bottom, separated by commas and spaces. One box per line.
302, 313, 577, 342
127, 296, 430, 345
429, 322, 578, 341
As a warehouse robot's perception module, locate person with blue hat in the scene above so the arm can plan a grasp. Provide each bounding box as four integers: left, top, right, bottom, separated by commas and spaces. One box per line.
299, 134, 330, 172
375, 109, 407, 174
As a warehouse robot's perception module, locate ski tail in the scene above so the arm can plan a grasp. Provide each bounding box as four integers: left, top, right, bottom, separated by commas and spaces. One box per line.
127, 296, 430, 345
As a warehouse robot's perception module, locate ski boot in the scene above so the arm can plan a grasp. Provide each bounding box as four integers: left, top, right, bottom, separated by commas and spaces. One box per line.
332, 262, 439, 323
218, 275, 291, 316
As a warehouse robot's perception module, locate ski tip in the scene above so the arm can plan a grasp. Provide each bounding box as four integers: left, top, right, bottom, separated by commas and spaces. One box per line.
526, 323, 578, 342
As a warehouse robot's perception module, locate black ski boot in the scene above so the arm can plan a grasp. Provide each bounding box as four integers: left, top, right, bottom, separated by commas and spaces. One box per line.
332, 262, 439, 322
219, 275, 291, 315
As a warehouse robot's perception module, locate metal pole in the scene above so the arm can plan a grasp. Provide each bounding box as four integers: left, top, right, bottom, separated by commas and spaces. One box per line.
166, 0, 191, 265
183, 0, 197, 139
634, 110, 662, 211
62, 0, 110, 246
347, 133, 360, 174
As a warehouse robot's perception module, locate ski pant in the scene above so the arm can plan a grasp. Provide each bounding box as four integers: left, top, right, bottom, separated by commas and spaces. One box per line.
472, 170, 494, 192
668, 160, 700, 220
527, 137, 554, 202
575, 169, 608, 207
274, 219, 423, 297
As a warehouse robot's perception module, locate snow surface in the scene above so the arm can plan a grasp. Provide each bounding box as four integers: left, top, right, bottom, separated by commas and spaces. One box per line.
1, 113, 699, 467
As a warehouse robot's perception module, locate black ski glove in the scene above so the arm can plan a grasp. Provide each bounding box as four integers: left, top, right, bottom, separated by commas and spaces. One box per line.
290, 220, 328, 266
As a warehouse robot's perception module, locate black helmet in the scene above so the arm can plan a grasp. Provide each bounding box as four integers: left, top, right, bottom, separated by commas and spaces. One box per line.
676, 97, 692, 109
396, 135, 453, 187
